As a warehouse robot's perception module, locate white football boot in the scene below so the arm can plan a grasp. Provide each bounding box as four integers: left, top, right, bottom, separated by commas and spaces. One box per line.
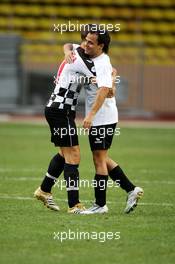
80, 203, 108, 215
124, 187, 144, 213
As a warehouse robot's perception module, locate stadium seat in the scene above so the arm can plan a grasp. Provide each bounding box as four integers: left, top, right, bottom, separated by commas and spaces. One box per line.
0, 0, 174, 67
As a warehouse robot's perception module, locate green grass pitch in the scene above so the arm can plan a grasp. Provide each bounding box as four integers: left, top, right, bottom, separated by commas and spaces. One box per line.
0, 122, 174, 264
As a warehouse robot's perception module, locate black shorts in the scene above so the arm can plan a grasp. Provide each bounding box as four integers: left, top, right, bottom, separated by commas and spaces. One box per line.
45, 107, 79, 147
88, 123, 117, 151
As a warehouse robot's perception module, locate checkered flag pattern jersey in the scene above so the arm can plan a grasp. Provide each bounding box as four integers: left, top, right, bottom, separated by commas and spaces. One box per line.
47, 47, 96, 111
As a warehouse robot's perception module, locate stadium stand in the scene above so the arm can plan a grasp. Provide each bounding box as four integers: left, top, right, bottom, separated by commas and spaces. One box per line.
0, 0, 174, 68
0, 0, 175, 116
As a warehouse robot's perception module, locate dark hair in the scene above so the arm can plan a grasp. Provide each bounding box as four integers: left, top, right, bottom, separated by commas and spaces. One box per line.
89, 24, 111, 54
80, 24, 111, 53
80, 24, 93, 40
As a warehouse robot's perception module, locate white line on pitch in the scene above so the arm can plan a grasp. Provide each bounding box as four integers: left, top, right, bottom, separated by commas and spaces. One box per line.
0, 168, 174, 175
0, 177, 175, 185
134, 180, 175, 185
0, 168, 43, 172
0, 195, 174, 207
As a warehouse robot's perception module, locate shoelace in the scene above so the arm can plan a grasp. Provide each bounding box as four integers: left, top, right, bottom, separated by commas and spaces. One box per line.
89, 204, 99, 211
47, 197, 56, 206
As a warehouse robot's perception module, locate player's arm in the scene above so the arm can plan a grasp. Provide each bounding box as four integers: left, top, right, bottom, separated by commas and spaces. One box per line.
83, 61, 113, 129
63, 43, 80, 64
83, 86, 109, 129
63, 43, 74, 64
106, 67, 117, 98
90, 68, 117, 98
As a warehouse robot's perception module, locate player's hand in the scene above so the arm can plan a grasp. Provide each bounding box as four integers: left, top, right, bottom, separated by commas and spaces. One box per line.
64, 50, 75, 64
83, 113, 94, 129
106, 88, 114, 98
112, 67, 117, 79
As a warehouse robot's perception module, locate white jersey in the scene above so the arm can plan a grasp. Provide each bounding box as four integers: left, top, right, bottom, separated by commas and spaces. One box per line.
85, 53, 118, 126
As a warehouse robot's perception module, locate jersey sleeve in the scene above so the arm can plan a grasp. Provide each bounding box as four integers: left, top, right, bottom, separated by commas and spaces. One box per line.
96, 64, 112, 88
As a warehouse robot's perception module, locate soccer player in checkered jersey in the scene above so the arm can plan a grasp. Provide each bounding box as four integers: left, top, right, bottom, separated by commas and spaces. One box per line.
34, 32, 97, 214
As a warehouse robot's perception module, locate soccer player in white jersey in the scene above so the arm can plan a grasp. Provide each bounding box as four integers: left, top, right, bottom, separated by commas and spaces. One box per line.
64, 25, 143, 214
